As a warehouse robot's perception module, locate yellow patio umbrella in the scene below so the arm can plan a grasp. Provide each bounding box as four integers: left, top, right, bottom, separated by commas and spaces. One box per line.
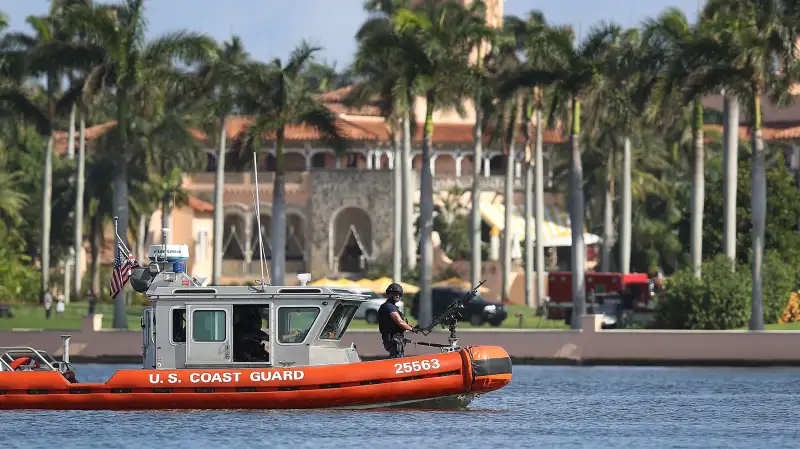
433, 277, 490, 293
370, 278, 420, 294
310, 277, 357, 287
354, 278, 376, 288
330, 278, 359, 287
309, 277, 335, 286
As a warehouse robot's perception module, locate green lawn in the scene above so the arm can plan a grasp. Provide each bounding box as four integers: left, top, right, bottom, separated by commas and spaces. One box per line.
0, 303, 143, 330
0, 303, 566, 331
764, 321, 800, 330
9, 301, 797, 331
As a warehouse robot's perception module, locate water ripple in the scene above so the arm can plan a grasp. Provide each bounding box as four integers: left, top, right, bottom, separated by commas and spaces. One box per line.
1, 364, 799, 449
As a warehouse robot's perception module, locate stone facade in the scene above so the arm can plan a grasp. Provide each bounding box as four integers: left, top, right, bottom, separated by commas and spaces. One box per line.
309, 170, 395, 276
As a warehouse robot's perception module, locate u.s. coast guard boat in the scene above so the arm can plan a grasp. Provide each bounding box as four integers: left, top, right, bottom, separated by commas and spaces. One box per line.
0, 243, 512, 411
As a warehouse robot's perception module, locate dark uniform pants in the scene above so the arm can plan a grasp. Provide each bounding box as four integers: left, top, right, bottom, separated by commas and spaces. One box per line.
383, 336, 404, 358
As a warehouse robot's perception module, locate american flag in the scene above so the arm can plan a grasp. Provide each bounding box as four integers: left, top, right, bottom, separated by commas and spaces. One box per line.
109, 243, 139, 299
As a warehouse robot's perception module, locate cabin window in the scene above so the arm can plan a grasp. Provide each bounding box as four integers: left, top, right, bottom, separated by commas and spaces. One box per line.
172, 308, 186, 343
277, 307, 320, 344
319, 303, 359, 341
192, 310, 226, 342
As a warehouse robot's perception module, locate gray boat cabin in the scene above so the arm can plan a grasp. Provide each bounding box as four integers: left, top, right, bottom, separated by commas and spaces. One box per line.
131, 244, 367, 370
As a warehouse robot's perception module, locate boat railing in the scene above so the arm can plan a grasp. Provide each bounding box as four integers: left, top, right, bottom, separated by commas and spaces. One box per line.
0, 346, 58, 371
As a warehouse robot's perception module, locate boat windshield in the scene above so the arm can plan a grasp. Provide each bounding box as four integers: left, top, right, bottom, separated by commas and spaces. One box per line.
319, 303, 359, 340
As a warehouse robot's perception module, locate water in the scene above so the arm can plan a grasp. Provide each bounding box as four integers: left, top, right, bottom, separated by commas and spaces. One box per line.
1, 364, 798, 449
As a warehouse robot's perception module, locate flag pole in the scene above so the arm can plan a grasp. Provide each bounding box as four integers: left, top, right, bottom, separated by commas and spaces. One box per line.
113, 216, 120, 251
113, 215, 130, 255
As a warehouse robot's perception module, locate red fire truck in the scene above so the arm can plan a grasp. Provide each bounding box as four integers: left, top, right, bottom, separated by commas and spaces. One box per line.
544, 271, 663, 326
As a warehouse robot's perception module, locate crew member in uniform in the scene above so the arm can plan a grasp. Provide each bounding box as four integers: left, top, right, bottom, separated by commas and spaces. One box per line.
378, 283, 416, 358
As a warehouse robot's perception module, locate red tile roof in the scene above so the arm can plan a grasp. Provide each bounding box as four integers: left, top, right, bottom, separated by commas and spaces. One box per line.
50, 88, 800, 155
187, 196, 214, 213
52, 115, 567, 154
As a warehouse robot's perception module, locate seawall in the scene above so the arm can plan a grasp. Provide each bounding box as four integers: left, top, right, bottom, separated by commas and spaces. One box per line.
2, 314, 800, 367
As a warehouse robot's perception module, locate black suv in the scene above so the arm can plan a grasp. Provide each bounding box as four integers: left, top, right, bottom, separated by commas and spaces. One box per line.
409, 287, 508, 327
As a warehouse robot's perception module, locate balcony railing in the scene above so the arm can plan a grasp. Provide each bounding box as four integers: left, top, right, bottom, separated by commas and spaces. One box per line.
186, 172, 308, 187
187, 172, 545, 192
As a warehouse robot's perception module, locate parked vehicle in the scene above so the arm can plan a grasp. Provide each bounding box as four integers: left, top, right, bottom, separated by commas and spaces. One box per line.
409, 287, 508, 327
546, 271, 663, 326
349, 288, 404, 324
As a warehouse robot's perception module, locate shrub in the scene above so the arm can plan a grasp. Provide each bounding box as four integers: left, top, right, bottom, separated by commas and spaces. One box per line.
654, 254, 751, 329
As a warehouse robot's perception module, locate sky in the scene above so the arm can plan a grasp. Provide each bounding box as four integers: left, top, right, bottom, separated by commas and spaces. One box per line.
5, 0, 701, 69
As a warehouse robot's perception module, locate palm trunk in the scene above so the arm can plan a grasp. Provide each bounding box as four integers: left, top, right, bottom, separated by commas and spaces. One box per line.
533, 108, 545, 309
722, 96, 739, 266
750, 91, 765, 331
417, 92, 436, 328
600, 147, 615, 272
402, 108, 416, 270
620, 136, 631, 274
523, 127, 533, 308
470, 103, 483, 287
501, 99, 522, 302
569, 97, 586, 329
112, 94, 130, 329
67, 105, 76, 159
690, 99, 704, 279
270, 129, 287, 285
40, 134, 54, 301
392, 122, 403, 281
212, 116, 227, 284
89, 212, 101, 296
73, 114, 86, 299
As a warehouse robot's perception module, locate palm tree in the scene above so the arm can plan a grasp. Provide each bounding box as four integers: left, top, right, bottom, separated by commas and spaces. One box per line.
62, 0, 217, 327
0, 11, 84, 303
503, 23, 623, 327
684, 0, 800, 330
362, 0, 490, 326
196, 36, 250, 285
362, 0, 417, 273
584, 27, 644, 274
53, 0, 96, 301
237, 43, 346, 285
505, 12, 577, 306
485, 23, 524, 303
352, 4, 417, 281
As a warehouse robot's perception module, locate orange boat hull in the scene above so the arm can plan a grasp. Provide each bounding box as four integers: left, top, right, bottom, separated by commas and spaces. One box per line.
0, 345, 511, 410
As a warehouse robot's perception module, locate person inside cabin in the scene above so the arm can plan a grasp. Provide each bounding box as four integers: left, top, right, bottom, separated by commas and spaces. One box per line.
378, 283, 416, 358
235, 312, 270, 362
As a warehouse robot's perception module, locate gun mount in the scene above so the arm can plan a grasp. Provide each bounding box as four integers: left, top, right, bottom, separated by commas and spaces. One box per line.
411, 280, 486, 352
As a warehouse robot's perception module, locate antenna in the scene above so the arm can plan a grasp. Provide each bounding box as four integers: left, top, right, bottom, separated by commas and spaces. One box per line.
252, 152, 270, 290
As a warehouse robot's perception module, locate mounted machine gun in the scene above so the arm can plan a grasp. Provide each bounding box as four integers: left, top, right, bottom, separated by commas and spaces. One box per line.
405, 280, 486, 353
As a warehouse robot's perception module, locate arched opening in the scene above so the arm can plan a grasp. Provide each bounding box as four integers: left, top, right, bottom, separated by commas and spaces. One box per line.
285, 152, 306, 171
287, 213, 307, 272
311, 152, 327, 168
222, 214, 246, 260
250, 211, 308, 273
434, 154, 457, 176
379, 152, 391, 169
460, 155, 474, 176
251, 214, 273, 260
343, 152, 367, 168
331, 207, 372, 274
489, 155, 504, 176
